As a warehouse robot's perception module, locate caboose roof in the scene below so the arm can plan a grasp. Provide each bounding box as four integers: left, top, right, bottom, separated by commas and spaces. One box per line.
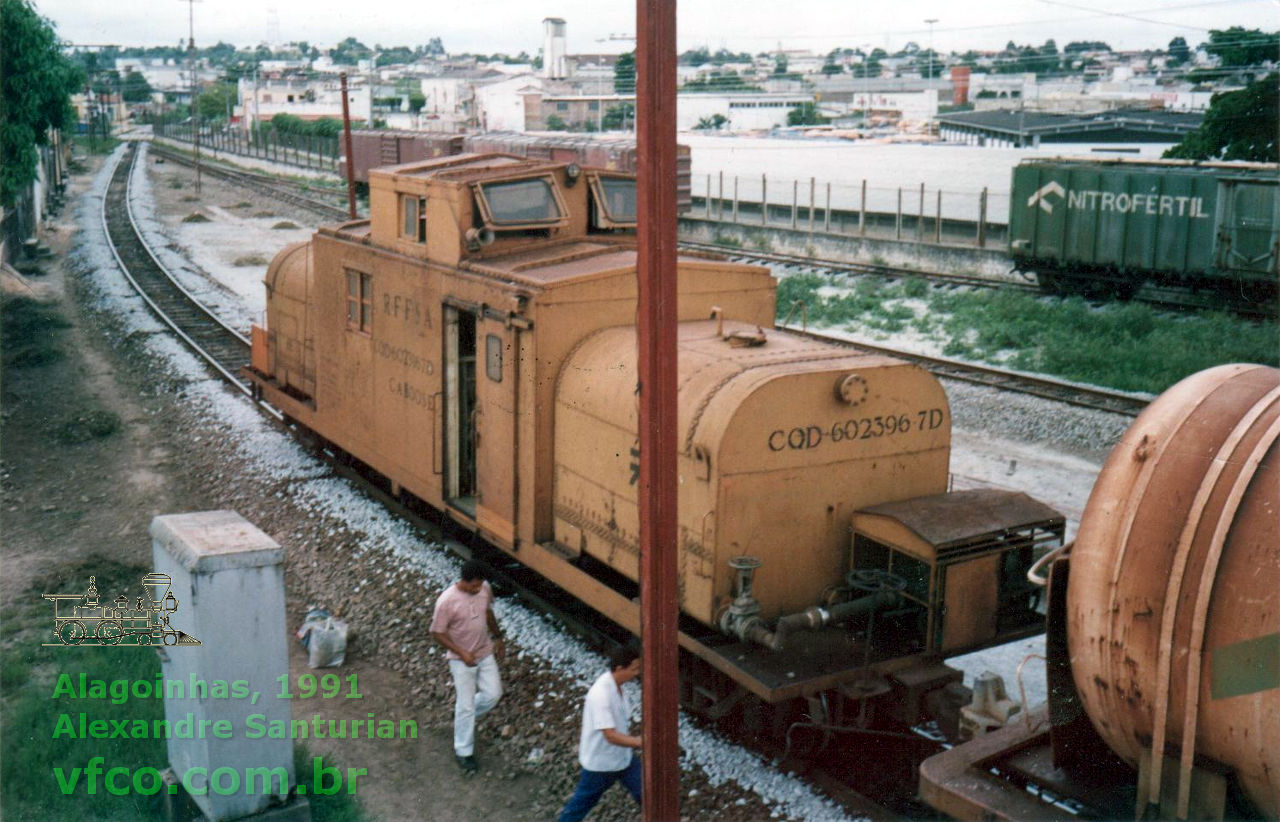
369, 153, 554, 185
457, 241, 738, 288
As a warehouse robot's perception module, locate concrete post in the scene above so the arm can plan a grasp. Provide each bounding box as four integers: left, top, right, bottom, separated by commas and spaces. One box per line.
718, 171, 724, 220
761, 174, 767, 225
824, 182, 831, 233
896, 188, 902, 240
791, 180, 798, 229
808, 177, 815, 233
859, 180, 866, 237
935, 189, 943, 244
706, 174, 712, 218
732, 177, 739, 223
917, 183, 925, 242
150, 511, 300, 822
978, 187, 988, 248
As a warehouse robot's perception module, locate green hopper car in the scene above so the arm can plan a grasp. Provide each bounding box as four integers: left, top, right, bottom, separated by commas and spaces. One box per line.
1009, 158, 1278, 301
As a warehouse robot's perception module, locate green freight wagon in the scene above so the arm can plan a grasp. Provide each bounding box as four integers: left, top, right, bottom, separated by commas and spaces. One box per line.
1009, 158, 1278, 301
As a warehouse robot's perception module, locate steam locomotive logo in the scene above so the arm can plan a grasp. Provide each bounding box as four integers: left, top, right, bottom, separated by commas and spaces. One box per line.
42, 574, 201, 647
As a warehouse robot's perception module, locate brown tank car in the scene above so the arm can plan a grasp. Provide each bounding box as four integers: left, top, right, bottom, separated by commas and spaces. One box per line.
920, 364, 1279, 821
245, 153, 1065, 728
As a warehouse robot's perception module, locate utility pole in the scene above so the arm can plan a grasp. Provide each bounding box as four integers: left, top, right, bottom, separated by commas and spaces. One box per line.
924, 18, 938, 82
181, 0, 202, 194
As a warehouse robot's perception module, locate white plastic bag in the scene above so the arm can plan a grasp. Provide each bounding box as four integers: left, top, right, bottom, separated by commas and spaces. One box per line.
296, 607, 348, 668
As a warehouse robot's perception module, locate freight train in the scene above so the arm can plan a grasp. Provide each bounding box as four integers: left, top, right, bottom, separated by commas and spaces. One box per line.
1009, 157, 1279, 301
921, 363, 1279, 821
243, 151, 1068, 776
340, 129, 693, 210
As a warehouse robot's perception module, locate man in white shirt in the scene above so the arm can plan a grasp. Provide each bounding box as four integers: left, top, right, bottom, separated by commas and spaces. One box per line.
557, 644, 643, 822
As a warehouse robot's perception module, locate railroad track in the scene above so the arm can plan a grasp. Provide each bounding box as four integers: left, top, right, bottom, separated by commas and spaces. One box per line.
128, 141, 1152, 420
681, 239, 1041, 293
781, 326, 1151, 417
684, 240, 1276, 321
102, 144, 256, 396
102, 137, 1075, 819
148, 142, 352, 222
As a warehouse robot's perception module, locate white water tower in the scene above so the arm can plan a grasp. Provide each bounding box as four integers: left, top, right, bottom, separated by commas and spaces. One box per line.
543, 17, 567, 79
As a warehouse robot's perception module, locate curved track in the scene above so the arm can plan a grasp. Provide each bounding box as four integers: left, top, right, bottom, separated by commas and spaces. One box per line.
132, 141, 1151, 418
105, 137, 1117, 818
102, 144, 256, 396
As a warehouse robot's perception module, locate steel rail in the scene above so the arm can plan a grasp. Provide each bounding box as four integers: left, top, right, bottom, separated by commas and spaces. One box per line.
780, 325, 1152, 417
148, 142, 351, 221
101, 143, 260, 402
681, 240, 1276, 320
680, 239, 1040, 293
103, 138, 1005, 819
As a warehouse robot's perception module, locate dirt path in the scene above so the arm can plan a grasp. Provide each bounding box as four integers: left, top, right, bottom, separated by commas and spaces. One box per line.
3, 149, 778, 822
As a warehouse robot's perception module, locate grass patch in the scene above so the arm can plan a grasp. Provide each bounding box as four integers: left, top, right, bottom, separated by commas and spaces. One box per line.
231, 201, 253, 209
181, 212, 210, 223
2, 296, 71, 368
181, 195, 198, 203
72, 136, 119, 155
54, 409, 121, 444
271, 220, 300, 230
253, 211, 276, 219
167, 178, 185, 190
928, 289, 1279, 393
712, 234, 742, 249
1, 558, 369, 822
233, 254, 268, 267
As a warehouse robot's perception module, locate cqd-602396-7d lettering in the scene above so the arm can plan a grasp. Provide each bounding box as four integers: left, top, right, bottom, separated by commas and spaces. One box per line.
768, 408, 945, 451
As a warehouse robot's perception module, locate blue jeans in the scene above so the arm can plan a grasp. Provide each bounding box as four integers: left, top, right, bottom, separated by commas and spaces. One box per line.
557, 756, 641, 822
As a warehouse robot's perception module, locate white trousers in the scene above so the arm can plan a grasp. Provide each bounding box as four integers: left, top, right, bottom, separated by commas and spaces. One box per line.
448, 655, 502, 756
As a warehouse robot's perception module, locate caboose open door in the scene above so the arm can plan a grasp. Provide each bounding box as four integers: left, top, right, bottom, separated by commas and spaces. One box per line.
443, 306, 478, 515
443, 303, 519, 546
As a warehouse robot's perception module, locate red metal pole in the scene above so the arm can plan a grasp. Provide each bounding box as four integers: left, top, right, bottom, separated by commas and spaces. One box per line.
340, 72, 357, 220
636, 0, 680, 819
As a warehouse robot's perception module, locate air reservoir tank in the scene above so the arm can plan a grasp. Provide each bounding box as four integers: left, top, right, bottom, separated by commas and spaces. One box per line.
1067, 364, 1279, 818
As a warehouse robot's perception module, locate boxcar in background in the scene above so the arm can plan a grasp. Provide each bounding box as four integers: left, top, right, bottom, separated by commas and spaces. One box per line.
341, 130, 692, 211
1009, 158, 1278, 300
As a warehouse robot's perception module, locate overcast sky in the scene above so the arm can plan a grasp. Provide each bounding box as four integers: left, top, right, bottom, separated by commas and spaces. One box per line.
35, 0, 1279, 57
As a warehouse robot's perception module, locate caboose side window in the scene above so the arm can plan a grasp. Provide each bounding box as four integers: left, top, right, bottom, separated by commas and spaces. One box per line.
345, 270, 373, 333
401, 195, 417, 239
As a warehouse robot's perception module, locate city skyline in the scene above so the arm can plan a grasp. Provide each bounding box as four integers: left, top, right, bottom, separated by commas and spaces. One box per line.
35, 0, 1279, 59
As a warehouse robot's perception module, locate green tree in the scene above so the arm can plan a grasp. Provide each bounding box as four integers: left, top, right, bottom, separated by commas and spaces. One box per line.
695, 113, 728, 130
376, 46, 416, 67
408, 92, 426, 113
1201, 27, 1279, 68
786, 102, 826, 126
1167, 36, 1191, 66
773, 54, 788, 75
196, 82, 236, 120
331, 36, 372, 65
1164, 73, 1278, 162
544, 114, 568, 131
614, 51, 636, 95
821, 54, 843, 75
1, 0, 83, 205
602, 103, 633, 130
121, 70, 152, 103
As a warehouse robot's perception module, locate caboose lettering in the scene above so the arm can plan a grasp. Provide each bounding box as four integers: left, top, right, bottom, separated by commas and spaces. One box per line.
244, 153, 1063, 727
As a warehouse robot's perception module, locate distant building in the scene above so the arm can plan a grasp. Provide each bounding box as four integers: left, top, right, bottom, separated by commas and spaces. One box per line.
237, 75, 372, 131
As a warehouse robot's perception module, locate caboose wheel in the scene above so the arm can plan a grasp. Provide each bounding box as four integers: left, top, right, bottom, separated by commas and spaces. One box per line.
57, 620, 87, 645
96, 620, 124, 646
